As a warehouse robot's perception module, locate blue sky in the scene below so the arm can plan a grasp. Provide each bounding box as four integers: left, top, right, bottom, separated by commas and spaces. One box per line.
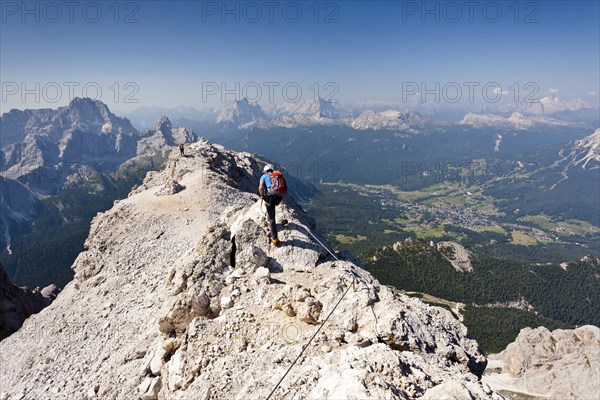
1, 0, 598, 112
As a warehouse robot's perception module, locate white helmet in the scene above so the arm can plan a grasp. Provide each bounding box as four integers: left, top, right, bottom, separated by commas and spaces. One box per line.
263, 164, 274, 173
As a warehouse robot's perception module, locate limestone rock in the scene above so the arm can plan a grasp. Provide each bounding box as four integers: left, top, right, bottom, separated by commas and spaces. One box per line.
220, 296, 234, 309
253, 267, 271, 285
484, 325, 600, 399
138, 376, 161, 400
155, 180, 186, 196
296, 296, 322, 325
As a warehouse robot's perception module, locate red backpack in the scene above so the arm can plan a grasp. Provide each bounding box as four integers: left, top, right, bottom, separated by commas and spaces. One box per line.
267, 171, 287, 196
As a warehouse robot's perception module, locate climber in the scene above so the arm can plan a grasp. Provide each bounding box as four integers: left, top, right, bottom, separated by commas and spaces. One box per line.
179, 143, 185, 156
259, 164, 287, 246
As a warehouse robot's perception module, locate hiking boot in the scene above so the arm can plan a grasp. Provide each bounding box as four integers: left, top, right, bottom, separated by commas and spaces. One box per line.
271, 238, 280, 246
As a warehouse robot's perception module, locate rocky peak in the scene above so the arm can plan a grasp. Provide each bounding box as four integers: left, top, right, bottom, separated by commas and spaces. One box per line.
313, 97, 345, 119
1, 98, 138, 150
63, 97, 125, 134
0, 139, 502, 399
155, 116, 173, 132
135, 117, 198, 157
216, 98, 269, 128
68, 96, 109, 113
0, 100, 141, 192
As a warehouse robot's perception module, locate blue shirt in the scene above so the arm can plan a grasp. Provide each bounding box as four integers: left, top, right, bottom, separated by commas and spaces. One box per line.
260, 173, 271, 189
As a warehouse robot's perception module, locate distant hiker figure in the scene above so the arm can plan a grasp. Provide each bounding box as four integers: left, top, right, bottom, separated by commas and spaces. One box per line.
179, 143, 185, 156
259, 164, 287, 246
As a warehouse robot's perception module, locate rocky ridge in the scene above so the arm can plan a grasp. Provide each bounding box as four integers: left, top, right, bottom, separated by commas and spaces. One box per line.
483, 326, 600, 399
0, 139, 501, 400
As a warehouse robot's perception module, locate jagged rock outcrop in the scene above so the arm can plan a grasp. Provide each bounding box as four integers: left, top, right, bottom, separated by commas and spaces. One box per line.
0, 139, 501, 400
1, 97, 140, 183
483, 326, 600, 399
437, 241, 473, 273
0, 263, 59, 340
216, 98, 269, 128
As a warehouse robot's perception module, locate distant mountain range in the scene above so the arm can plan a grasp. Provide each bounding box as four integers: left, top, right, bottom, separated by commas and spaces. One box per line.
211, 96, 597, 131
459, 112, 572, 130
1, 98, 139, 188
118, 95, 598, 132
0, 98, 198, 254
2, 97, 597, 252
213, 98, 432, 131
500, 95, 592, 115
208, 101, 598, 228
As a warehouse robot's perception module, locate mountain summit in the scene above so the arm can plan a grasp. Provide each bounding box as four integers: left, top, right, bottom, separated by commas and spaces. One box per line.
0, 139, 501, 399
216, 98, 269, 128
351, 109, 424, 131
1, 97, 139, 152
1, 97, 139, 186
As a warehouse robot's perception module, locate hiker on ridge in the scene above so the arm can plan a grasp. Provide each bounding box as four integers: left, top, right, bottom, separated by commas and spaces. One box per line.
259, 164, 287, 246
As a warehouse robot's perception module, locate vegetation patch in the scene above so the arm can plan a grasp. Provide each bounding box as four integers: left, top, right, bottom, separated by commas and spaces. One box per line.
510, 231, 538, 246
335, 234, 368, 244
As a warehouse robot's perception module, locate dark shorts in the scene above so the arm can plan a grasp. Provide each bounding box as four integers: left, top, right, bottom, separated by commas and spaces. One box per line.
265, 195, 283, 207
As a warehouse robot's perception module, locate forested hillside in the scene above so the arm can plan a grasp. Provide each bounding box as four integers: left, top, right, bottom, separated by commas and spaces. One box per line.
365, 238, 600, 353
